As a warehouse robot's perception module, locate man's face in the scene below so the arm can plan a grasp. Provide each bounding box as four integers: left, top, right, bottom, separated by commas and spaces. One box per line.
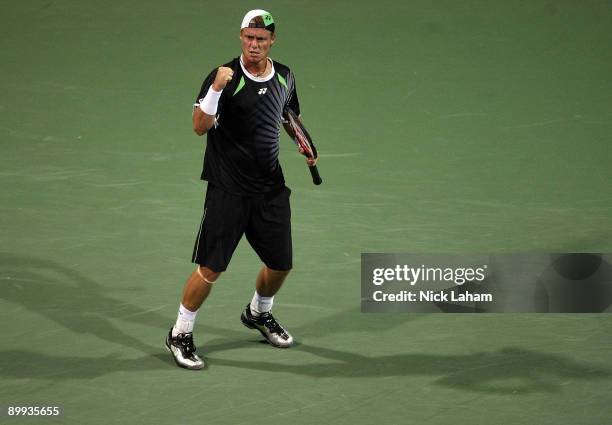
240, 28, 275, 63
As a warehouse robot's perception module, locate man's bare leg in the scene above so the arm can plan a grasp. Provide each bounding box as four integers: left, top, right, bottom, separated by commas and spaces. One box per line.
242, 265, 294, 348
166, 266, 220, 370
255, 265, 290, 297
173, 266, 220, 336
181, 266, 220, 311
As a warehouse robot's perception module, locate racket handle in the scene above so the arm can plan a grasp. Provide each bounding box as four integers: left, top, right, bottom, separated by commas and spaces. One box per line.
309, 165, 322, 185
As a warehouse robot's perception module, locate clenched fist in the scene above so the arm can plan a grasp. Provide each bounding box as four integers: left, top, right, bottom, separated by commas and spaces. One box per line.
212, 66, 234, 91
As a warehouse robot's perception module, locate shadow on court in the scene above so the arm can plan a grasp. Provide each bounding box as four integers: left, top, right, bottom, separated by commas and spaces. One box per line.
0, 350, 171, 379
0, 252, 169, 355
1, 252, 610, 393
0, 253, 415, 345
0, 253, 418, 378
208, 345, 611, 394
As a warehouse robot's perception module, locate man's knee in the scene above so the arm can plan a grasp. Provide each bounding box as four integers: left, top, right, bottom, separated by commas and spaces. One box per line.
265, 266, 291, 277
265, 266, 291, 274
197, 266, 222, 284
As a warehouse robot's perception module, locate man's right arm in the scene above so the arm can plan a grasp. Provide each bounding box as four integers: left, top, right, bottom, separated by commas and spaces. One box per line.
192, 107, 215, 136
192, 66, 234, 136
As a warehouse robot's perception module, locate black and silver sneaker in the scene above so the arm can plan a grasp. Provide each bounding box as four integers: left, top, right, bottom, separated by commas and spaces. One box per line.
165, 328, 206, 370
240, 304, 294, 348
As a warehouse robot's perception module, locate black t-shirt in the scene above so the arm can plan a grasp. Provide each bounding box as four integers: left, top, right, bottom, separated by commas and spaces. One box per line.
194, 56, 300, 195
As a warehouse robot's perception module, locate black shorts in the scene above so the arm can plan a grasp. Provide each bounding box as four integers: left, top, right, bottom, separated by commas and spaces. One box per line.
192, 184, 292, 272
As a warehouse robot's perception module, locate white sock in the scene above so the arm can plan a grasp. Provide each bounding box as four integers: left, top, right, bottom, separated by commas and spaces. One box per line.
172, 304, 198, 336
250, 291, 273, 317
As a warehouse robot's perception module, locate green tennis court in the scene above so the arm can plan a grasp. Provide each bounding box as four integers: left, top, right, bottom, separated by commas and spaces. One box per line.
1, 1, 611, 423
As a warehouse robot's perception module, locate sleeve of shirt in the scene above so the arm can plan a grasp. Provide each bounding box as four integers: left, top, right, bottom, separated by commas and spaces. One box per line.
284, 70, 300, 117
193, 69, 218, 108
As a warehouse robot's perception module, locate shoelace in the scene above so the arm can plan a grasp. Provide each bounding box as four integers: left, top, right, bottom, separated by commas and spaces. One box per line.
176, 333, 196, 356
259, 313, 286, 336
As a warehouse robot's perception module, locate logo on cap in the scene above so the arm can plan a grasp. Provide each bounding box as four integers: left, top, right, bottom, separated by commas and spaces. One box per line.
242, 10, 275, 33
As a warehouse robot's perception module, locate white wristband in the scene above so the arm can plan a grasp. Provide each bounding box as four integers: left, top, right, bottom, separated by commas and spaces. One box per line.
199, 87, 223, 115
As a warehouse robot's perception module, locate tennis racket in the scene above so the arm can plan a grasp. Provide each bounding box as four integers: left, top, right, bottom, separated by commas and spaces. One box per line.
284, 108, 322, 185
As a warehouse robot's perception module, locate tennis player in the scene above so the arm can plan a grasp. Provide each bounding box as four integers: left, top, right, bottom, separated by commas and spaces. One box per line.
165, 10, 316, 370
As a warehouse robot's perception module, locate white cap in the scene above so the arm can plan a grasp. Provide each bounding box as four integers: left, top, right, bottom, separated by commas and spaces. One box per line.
240, 9, 275, 32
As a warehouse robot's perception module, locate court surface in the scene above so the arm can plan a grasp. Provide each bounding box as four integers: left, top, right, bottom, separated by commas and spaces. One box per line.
1, 1, 611, 424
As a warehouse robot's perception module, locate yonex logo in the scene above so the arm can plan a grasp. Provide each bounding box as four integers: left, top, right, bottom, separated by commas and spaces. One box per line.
258, 88, 267, 95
